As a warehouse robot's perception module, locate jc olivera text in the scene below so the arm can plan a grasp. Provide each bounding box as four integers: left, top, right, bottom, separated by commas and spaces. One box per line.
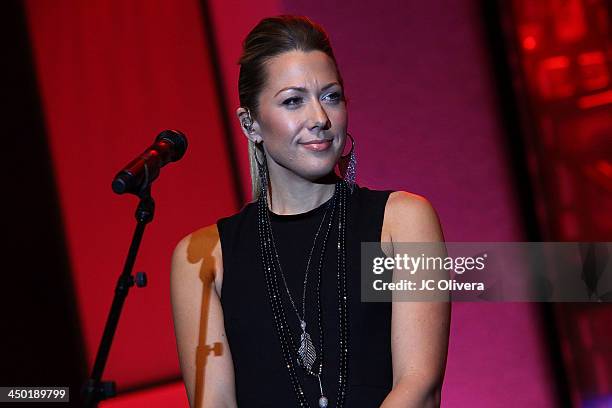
372, 279, 485, 291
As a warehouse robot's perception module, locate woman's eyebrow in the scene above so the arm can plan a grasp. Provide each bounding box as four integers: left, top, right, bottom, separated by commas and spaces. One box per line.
274, 82, 340, 97
321, 82, 340, 91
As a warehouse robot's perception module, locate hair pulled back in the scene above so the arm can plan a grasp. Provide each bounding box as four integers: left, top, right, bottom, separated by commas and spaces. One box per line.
238, 15, 343, 200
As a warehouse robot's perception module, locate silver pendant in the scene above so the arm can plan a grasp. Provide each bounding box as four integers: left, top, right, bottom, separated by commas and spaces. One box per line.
317, 375, 328, 407
297, 322, 317, 371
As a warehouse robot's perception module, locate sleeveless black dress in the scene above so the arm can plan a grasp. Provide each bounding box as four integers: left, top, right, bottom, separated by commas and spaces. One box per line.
217, 184, 394, 407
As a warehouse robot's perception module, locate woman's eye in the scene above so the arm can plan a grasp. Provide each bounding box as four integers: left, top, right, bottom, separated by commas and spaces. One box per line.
282, 97, 303, 106
325, 92, 342, 102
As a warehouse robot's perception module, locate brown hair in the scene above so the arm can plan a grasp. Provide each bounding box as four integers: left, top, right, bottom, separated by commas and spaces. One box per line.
238, 15, 343, 200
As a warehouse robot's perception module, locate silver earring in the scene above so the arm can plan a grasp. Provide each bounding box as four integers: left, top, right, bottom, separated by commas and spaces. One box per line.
338, 133, 356, 192
242, 107, 254, 133
253, 143, 269, 196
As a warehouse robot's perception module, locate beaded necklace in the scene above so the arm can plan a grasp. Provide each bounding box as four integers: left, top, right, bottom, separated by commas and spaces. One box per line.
256, 160, 349, 407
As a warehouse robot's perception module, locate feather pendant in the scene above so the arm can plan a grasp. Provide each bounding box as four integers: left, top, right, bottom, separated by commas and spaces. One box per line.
297, 330, 317, 372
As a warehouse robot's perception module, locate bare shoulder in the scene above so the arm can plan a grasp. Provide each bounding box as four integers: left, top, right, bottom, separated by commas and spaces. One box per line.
377, 193, 451, 405
171, 223, 223, 295
170, 223, 236, 406
383, 191, 445, 243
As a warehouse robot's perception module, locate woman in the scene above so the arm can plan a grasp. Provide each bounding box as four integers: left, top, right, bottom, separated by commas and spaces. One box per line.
171, 15, 450, 408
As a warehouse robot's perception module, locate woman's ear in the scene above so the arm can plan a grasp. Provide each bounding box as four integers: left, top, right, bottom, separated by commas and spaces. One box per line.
236, 107, 262, 143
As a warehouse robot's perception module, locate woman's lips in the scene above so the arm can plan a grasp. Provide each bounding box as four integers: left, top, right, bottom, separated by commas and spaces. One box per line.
300, 140, 333, 151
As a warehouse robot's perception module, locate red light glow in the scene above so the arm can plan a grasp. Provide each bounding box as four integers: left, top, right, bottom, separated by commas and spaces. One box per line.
522, 36, 537, 50
578, 90, 612, 109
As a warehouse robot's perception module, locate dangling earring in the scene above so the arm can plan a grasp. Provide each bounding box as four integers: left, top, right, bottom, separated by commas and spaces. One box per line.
338, 133, 357, 192
253, 142, 269, 200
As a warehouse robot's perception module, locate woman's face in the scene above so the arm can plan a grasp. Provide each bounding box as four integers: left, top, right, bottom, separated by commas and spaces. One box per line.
249, 50, 347, 181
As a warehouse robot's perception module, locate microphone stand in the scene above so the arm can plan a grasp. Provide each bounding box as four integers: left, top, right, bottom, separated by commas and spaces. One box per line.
81, 185, 154, 407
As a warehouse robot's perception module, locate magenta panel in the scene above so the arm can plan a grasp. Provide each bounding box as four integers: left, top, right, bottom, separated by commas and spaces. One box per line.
278, 0, 559, 405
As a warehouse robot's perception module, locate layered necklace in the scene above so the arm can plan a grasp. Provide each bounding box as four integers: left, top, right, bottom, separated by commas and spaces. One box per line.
256, 161, 349, 408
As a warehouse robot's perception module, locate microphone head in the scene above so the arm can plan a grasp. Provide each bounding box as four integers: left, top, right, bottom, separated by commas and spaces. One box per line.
156, 129, 188, 161
111, 172, 129, 194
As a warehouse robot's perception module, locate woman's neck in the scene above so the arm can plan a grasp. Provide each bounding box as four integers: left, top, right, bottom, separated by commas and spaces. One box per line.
265, 165, 340, 215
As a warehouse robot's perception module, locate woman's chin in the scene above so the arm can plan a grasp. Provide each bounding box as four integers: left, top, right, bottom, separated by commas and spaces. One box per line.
298, 165, 340, 182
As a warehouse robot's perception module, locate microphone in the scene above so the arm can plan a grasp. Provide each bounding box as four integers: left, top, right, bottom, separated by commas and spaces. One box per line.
112, 130, 188, 195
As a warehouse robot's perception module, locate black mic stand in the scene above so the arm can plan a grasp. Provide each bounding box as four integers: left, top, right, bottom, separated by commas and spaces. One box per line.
81, 185, 154, 407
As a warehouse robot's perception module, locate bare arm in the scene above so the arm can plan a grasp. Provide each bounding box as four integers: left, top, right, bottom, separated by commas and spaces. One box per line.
170, 225, 237, 408
380, 192, 451, 408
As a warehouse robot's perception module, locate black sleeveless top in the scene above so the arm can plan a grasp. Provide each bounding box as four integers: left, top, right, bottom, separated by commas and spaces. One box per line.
217, 184, 394, 407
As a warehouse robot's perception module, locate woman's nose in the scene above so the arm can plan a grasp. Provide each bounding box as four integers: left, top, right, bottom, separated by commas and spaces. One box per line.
308, 101, 331, 131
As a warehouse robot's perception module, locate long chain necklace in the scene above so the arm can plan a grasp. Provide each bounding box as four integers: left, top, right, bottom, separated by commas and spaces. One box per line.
268, 188, 336, 378
256, 162, 349, 408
